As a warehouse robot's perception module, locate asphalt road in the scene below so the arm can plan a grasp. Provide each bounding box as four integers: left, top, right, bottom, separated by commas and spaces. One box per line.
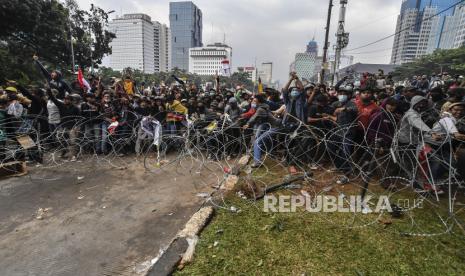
0, 156, 219, 276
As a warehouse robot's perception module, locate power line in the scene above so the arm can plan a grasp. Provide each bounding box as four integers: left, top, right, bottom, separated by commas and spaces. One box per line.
345, 0, 465, 52
345, 18, 465, 58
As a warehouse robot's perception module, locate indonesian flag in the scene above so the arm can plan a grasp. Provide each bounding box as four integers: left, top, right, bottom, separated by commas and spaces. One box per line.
108, 119, 119, 135
77, 68, 91, 91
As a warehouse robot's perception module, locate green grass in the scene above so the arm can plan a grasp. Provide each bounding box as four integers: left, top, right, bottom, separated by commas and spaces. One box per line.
176, 190, 465, 275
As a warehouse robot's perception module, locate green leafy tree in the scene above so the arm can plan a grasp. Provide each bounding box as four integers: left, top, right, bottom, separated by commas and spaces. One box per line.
393, 47, 465, 80
0, 0, 114, 84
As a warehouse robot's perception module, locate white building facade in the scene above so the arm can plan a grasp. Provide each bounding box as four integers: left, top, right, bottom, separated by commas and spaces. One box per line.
188, 43, 232, 76
237, 66, 257, 82
439, 3, 465, 49
109, 14, 155, 73
390, 0, 461, 64
258, 62, 273, 85
153, 21, 171, 72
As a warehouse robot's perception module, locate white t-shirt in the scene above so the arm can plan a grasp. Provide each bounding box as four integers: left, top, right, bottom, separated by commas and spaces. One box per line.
432, 116, 458, 138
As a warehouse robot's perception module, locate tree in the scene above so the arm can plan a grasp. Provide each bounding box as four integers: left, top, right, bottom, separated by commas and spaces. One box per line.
0, 0, 114, 84
392, 47, 465, 80
66, 0, 115, 70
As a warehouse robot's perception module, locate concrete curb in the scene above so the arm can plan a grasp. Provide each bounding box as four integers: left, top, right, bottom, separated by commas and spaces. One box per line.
146, 206, 215, 276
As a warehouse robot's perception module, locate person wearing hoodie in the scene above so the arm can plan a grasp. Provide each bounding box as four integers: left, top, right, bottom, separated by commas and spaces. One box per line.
33, 55, 72, 100
224, 97, 241, 121
396, 95, 443, 193
243, 94, 281, 168
367, 97, 399, 148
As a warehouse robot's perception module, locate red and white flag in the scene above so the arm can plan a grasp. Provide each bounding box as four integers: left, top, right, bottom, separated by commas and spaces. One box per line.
77, 68, 91, 91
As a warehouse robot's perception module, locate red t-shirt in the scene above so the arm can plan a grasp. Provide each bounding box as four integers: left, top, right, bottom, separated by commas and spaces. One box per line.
355, 98, 379, 129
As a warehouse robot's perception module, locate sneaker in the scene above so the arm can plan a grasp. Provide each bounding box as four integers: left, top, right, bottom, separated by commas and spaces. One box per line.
336, 176, 350, 185
70, 156, 77, 162
423, 184, 444, 195
251, 162, 262, 169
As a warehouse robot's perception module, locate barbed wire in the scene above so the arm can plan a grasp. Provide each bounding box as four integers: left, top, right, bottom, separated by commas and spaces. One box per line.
2, 106, 464, 238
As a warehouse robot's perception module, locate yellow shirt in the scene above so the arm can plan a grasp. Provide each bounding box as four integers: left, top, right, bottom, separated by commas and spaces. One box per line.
123, 80, 134, 95
166, 100, 188, 115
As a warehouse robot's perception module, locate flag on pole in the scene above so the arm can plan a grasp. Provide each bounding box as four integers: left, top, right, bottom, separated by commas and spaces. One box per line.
258, 77, 264, 94
77, 68, 91, 92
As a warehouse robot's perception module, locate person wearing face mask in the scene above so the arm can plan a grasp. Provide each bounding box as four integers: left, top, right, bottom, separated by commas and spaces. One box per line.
243, 94, 281, 168
326, 86, 359, 183
282, 72, 307, 127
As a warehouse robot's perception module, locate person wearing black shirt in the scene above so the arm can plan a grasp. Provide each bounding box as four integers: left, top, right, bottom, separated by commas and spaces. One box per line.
47, 89, 80, 160
308, 94, 335, 133
81, 93, 102, 153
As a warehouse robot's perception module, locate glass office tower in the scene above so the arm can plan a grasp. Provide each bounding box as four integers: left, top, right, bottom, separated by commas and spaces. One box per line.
169, 1, 203, 71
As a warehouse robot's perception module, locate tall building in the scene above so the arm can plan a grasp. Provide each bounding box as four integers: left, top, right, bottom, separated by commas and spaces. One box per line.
109, 14, 155, 73
170, 1, 203, 71
439, 2, 465, 49
391, 0, 458, 64
306, 39, 318, 55
188, 43, 232, 76
291, 39, 328, 82
237, 66, 257, 82
294, 53, 318, 82
153, 21, 171, 72
258, 62, 273, 85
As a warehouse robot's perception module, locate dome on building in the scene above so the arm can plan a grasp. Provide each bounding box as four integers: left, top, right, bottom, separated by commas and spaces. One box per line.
306, 39, 318, 55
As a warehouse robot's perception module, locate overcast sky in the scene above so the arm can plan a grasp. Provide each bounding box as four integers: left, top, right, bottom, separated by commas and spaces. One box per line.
76, 0, 402, 83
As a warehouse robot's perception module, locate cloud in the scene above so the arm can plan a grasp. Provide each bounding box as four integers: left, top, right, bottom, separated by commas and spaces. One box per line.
76, 0, 403, 84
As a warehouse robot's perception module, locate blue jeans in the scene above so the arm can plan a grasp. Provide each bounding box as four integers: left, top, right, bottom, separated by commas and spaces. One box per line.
100, 121, 110, 153
253, 127, 278, 163
84, 123, 101, 152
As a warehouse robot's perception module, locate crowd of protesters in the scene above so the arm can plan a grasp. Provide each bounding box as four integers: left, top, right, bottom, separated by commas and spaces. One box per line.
1, 56, 465, 195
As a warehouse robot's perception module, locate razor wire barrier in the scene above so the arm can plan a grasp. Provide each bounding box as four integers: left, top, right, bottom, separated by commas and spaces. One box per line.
2, 104, 465, 237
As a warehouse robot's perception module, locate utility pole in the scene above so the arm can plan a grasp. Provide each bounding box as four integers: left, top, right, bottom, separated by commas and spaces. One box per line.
69, 23, 75, 73
321, 0, 333, 84
332, 0, 350, 85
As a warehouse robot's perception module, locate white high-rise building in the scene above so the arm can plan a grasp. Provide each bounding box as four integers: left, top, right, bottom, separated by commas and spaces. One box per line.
109, 14, 155, 73
188, 43, 232, 76
439, 3, 465, 49
237, 66, 257, 82
258, 62, 273, 85
390, 0, 460, 65
153, 21, 171, 72
294, 53, 317, 82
